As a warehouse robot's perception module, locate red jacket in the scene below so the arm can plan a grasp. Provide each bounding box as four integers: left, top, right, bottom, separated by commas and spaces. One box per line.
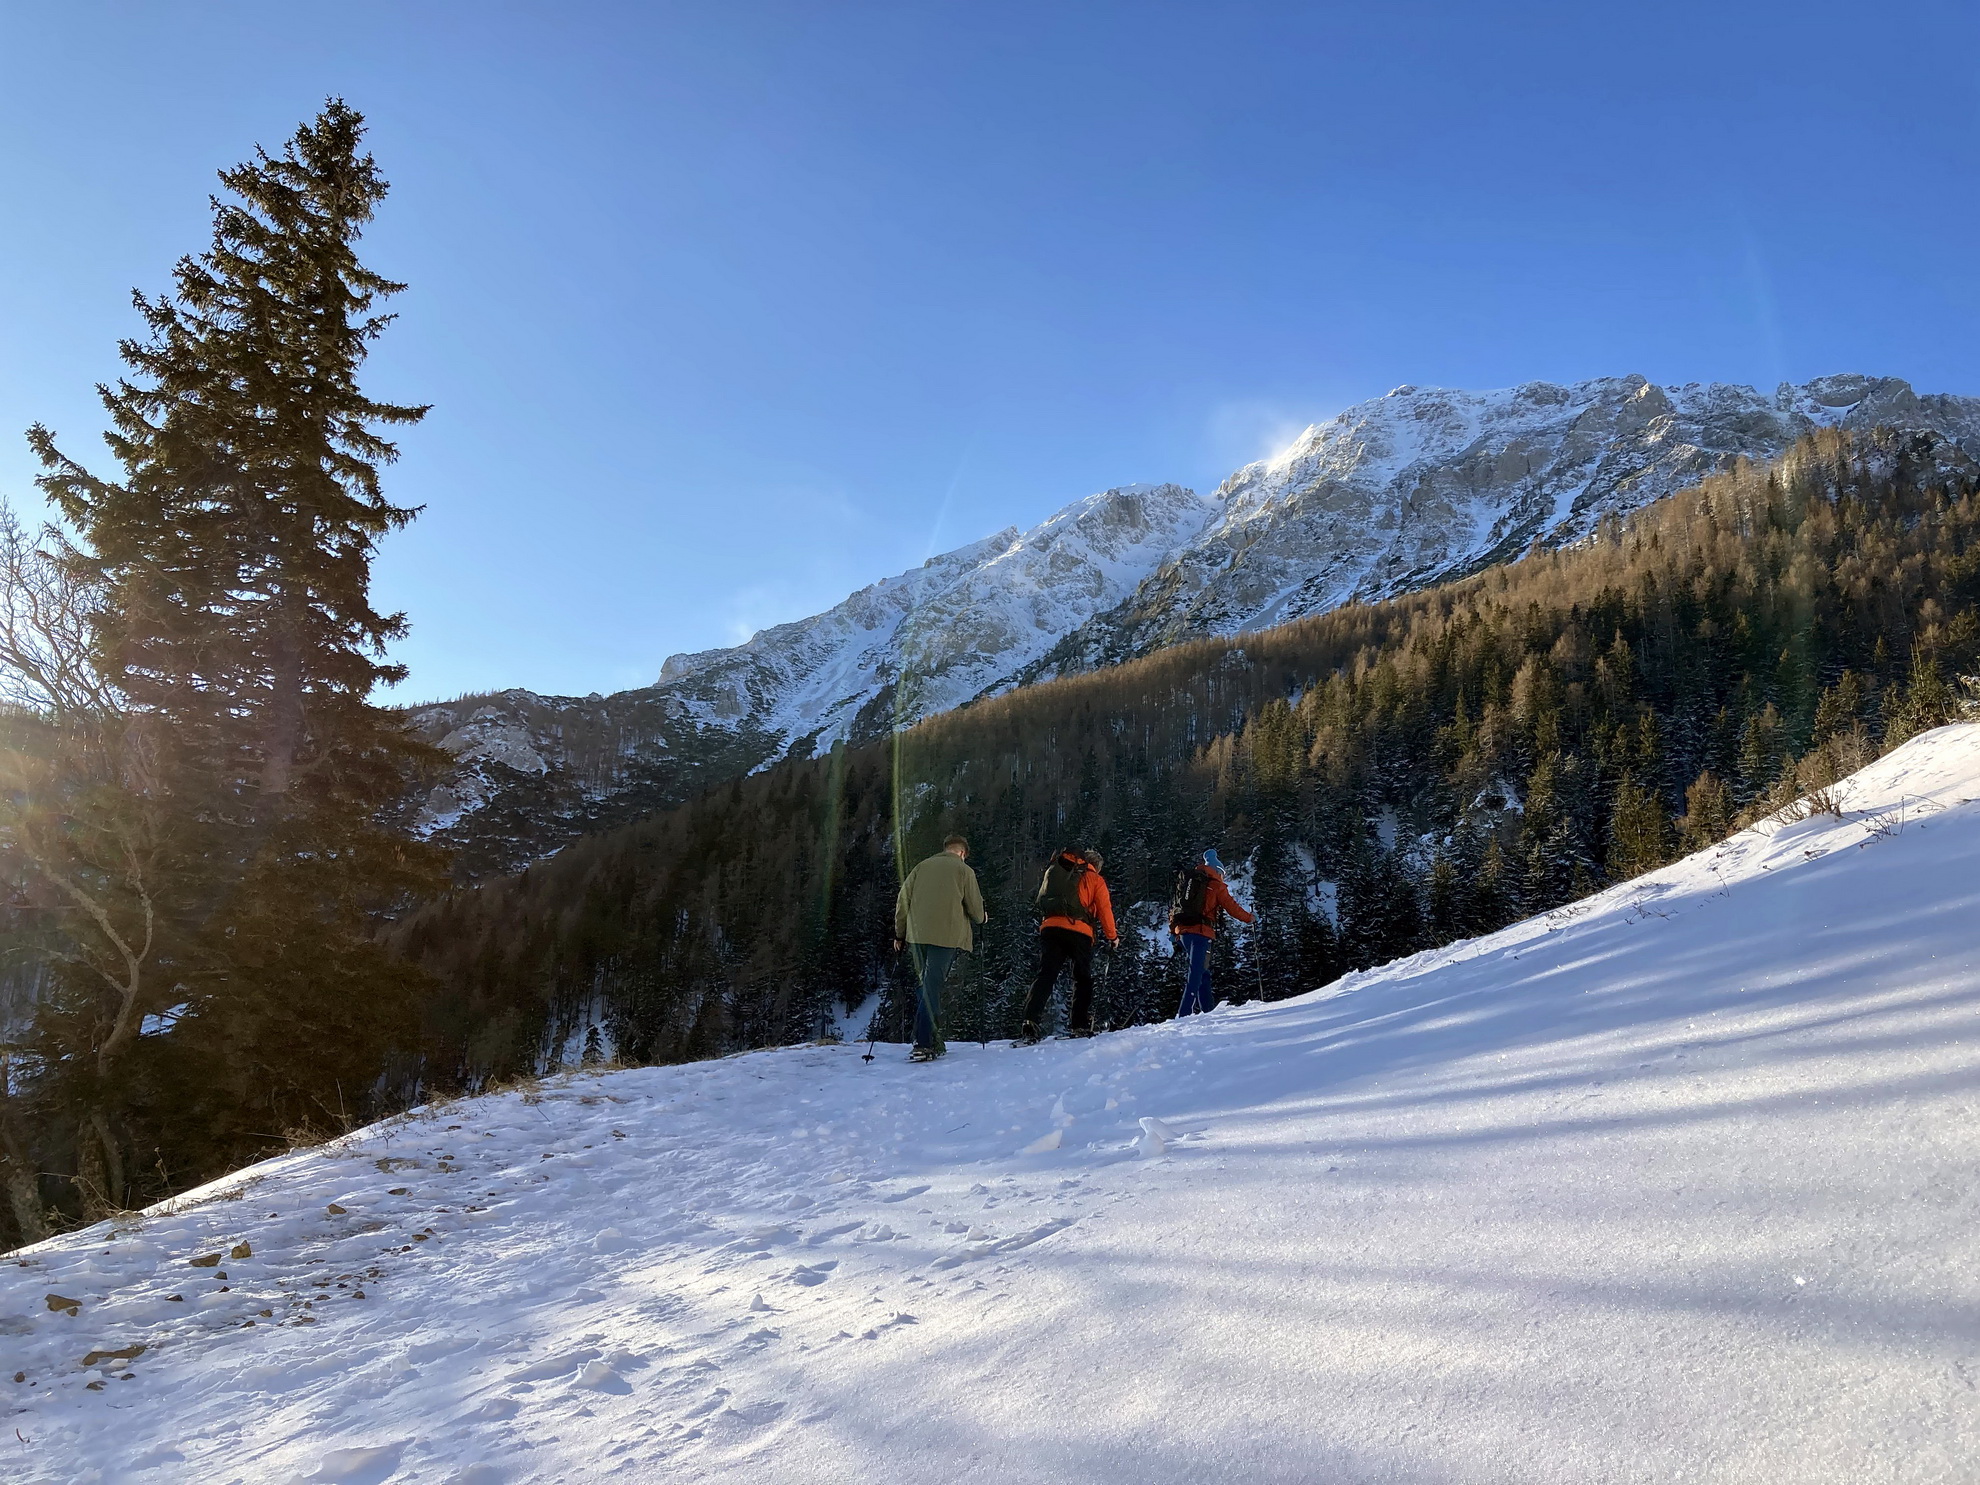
1039, 854, 1118, 942
1175, 866, 1253, 940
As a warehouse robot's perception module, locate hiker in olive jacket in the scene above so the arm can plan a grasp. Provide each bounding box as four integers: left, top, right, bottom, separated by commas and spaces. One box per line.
1019, 847, 1118, 1042
893, 835, 987, 1062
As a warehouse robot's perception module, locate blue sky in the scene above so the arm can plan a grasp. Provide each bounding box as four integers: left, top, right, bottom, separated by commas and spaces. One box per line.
3, 2, 1977, 701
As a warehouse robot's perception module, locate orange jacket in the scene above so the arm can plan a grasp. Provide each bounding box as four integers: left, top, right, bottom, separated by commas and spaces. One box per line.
1040, 855, 1118, 942
1175, 866, 1253, 940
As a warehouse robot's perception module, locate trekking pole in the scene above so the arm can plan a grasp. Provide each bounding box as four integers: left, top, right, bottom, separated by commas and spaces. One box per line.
1098, 941, 1114, 1031
979, 923, 990, 1048
866, 940, 896, 1064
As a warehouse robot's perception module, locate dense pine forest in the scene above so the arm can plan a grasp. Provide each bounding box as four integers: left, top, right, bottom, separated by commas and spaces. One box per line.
396, 427, 1980, 1092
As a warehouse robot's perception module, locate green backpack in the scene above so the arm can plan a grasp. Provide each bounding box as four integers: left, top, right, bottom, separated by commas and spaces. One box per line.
1034, 854, 1090, 924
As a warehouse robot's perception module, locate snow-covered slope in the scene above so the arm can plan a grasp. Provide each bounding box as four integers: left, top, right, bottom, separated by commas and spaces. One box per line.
1039, 373, 1980, 669
12, 727, 1980, 1482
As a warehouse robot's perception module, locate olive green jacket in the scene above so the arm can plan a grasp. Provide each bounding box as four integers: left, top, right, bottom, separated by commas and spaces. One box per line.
895, 851, 987, 951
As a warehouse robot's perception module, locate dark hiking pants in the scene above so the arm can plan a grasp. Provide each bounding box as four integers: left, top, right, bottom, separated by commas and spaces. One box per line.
908, 943, 957, 1051
1176, 931, 1215, 1017
1024, 926, 1095, 1033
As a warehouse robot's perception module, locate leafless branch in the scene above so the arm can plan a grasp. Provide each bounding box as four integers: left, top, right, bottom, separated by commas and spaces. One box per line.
0, 500, 118, 722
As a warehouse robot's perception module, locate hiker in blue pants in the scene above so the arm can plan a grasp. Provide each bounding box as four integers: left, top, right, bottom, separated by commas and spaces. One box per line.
1169, 849, 1255, 1017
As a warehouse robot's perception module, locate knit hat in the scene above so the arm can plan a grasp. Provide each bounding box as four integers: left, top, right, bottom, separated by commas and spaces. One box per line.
1201, 848, 1224, 871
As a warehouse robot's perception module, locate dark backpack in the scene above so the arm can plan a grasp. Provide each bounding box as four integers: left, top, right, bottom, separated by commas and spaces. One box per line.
1035, 855, 1090, 924
1169, 864, 1212, 928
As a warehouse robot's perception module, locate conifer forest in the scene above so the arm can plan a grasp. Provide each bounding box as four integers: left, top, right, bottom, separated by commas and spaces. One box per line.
5, 103, 1980, 1254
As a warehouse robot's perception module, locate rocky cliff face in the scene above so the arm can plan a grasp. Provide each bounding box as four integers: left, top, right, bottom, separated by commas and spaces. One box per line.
409, 375, 1980, 876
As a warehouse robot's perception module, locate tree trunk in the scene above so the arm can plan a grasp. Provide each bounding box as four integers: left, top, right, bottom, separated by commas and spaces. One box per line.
0, 1111, 49, 1247
74, 1121, 112, 1221
259, 622, 304, 799
88, 1108, 126, 1211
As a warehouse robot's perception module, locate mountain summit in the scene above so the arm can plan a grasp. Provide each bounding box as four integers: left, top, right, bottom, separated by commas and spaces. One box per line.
407, 375, 1980, 873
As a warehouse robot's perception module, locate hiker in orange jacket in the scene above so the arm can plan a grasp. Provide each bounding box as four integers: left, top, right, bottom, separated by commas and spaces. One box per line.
1019, 847, 1117, 1042
1172, 848, 1255, 1017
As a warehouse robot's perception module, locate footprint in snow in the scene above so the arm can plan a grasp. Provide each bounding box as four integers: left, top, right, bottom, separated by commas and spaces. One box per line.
712, 1398, 787, 1431
930, 1218, 1074, 1270
305, 1440, 407, 1484
786, 1261, 837, 1286
801, 1221, 863, 1246
462, 1396, 521, 1422
506, 1348, 600, 1383
721, 1225, 797, 1252
681, 1387, 731, 1418
405, 1334, 481, 1364
575, 1359, 632, 1393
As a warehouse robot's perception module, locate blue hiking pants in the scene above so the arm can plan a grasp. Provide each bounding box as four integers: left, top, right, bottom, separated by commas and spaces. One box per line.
908, 944, 958, 1050
1175, 931, 1215, 1017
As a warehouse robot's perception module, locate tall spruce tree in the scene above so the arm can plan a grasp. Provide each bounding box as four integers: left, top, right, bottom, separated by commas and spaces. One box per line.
20, 101, 444, 1207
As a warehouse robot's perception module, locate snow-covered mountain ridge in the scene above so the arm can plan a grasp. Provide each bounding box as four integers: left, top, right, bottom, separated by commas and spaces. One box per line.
408, 374, 1980, 875
12, 725, 1980, 1482
1032, 372, 1980, 672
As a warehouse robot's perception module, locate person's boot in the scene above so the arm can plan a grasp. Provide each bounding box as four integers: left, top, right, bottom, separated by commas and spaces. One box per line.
1067, 1025, 1096, 1038
908, 1044, 944, 1063
1016, 1021, 1041, 1046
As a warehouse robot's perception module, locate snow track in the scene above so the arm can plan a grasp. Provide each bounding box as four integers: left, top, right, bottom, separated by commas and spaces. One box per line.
8, 729, 1980, 1482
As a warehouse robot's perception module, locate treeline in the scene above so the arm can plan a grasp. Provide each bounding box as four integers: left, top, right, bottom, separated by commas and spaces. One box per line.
398, 427, 1980, 1087
0, 105, 443, 1249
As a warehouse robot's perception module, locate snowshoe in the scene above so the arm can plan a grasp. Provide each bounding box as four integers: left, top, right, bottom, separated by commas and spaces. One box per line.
908, 1045, 945, 1063
1014, 1022, 1043, 1047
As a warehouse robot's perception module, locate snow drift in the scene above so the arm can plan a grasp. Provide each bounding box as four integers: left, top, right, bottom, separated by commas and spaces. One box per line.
7, 727, 1980, 1483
